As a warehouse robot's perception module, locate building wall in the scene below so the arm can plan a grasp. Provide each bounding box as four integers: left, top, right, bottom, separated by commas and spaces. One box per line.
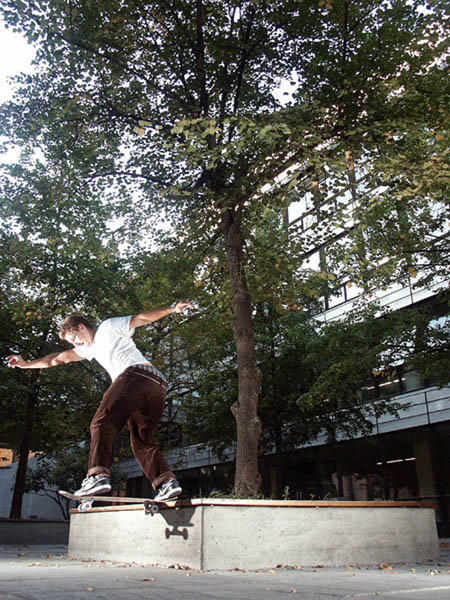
117, 383, 450, 535
0, 455, 65, 520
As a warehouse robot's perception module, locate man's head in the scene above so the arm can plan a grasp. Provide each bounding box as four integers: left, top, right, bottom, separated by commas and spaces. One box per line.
59, 315, 96, 346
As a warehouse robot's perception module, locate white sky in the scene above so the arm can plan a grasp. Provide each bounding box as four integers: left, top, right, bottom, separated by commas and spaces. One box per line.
0, 22, 35, 163
0, 23, 35, 102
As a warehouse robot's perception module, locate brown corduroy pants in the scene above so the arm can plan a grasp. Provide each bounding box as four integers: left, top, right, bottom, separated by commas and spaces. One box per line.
86, 365, 175, 490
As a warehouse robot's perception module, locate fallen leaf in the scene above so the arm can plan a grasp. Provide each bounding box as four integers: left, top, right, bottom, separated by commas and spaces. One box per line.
140, 578, 154, 582
379, 564, 393, 570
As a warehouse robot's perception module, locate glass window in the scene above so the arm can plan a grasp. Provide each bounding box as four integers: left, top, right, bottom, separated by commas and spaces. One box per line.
403, 370, 424, 393
305, 251, 321, 271
360, 367, 405, 402
328, 287, 346, 308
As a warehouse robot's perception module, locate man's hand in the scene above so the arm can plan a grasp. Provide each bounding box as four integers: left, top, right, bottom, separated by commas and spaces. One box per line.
172, 300, 194, 314
6, 350, 84, 370
6, 354, 27, 369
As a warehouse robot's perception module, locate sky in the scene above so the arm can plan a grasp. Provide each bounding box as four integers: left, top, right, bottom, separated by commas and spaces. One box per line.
0, 20, 298, 227
0, 23, 35, 163
0, 23, 35, 102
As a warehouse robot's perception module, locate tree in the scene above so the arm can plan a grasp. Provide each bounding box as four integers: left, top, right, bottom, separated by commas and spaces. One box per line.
25, 442, 125, 519
1, 0, 447, 496
0, 159, 123, 517
24, 443, 91, 520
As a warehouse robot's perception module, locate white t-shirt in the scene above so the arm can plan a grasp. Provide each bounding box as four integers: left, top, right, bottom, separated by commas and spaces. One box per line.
72, 316, 148, 381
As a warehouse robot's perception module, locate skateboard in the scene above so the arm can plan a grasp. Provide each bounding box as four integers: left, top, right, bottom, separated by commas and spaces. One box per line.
58, 490, 172, 514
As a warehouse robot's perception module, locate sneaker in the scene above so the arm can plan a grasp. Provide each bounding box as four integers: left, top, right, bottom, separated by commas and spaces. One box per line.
154, 478, 182, 501
75, 474, 111, 497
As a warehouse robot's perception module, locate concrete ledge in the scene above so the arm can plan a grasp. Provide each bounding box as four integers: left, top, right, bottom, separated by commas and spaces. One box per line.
68, 499, 439, 570
0, 519, 70, 545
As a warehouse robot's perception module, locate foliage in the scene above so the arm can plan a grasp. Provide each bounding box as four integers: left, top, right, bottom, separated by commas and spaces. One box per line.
406, 292, 450, 387
0, 159, 121, 452
0, 1, 446, 280
24, 442, 125, 519
288, 299, 449, 446
3, 0, 446, 298
184, 296, 450, 458
0, 0, 448, 496
24, 444, 90, 519
0, 157, 125, 516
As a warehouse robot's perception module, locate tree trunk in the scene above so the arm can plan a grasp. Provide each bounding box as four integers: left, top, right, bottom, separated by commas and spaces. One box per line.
222, 212, 262, 497
9, 379, 39, 519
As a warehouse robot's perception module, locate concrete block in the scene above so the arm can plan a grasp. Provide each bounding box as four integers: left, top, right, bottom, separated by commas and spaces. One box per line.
67, 499, 439, 570
0, 519, 70, 545
69, 502, 202, 568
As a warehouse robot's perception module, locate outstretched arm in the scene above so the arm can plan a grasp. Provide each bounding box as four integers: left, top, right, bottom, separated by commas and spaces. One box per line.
130, 300, 193, 329
7, 349, 85, 370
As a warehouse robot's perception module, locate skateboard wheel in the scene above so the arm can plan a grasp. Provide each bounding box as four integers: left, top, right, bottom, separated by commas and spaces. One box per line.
79, 500, 93, 512
144, 501, 159, 515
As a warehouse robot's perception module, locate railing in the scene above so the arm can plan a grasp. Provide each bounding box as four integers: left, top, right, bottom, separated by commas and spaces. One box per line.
117, 386, 449, 476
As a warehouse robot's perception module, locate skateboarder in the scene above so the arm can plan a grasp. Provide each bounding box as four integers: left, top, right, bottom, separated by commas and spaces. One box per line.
7, 301, 193, 501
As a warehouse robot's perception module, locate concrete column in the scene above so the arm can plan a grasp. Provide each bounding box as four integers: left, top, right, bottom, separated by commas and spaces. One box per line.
414, 440, 436, 498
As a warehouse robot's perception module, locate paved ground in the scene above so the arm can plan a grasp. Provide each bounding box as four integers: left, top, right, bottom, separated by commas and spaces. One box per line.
0, 541, 449, 600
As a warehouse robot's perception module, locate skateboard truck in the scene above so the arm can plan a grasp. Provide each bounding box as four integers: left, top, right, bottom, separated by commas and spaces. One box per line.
144, 500, 160, 515
79, 499, 94, 512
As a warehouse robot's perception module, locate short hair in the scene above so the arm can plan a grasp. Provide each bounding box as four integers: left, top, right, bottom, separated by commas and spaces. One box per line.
59, 315, 95, 340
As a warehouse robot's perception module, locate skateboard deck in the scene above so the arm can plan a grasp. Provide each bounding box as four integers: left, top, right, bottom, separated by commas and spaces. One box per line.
58, 490, 172, 514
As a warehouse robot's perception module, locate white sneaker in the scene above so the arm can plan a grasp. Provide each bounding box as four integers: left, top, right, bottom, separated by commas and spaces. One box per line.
75, 475, 111, 497
154, 478, 182, 501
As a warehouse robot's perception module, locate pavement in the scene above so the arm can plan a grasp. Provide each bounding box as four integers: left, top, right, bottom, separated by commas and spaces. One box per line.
0, 541, 449, 600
